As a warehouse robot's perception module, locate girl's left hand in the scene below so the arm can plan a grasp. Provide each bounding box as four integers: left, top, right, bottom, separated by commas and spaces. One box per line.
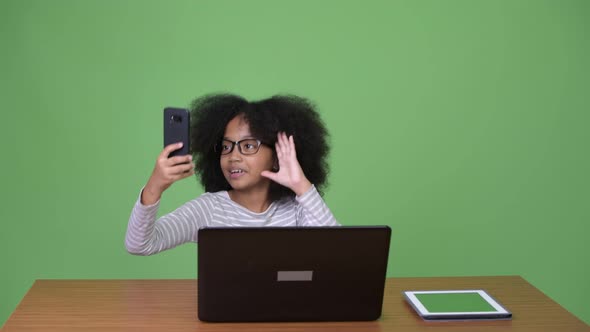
261, 132, 312, 196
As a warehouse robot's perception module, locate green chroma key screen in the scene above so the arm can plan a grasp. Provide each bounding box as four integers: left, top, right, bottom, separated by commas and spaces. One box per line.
415, 293, 496, 313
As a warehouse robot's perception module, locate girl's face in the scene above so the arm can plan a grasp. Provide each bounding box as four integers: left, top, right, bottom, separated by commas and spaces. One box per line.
220, 115, 275, 193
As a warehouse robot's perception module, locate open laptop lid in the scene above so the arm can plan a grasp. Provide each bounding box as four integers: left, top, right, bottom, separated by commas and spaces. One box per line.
197, 226, 391, 322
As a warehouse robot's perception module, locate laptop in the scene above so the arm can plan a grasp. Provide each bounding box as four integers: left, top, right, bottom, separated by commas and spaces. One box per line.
197, 226, 391, 322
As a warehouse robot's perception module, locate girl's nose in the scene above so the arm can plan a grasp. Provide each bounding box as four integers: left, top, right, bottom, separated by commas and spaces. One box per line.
228, 146, 242, 161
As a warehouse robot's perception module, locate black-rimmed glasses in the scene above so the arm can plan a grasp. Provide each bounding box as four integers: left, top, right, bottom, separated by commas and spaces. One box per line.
216, 139, 264, 155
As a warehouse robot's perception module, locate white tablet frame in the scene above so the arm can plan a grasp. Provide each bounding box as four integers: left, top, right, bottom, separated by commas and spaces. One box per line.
404, 290, 511, 319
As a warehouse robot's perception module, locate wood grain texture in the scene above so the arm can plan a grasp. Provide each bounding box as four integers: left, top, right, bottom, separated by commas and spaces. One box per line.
2, 276, 588, 332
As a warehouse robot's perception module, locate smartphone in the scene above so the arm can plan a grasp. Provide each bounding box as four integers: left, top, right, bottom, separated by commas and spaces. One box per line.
163, 107, 190, 157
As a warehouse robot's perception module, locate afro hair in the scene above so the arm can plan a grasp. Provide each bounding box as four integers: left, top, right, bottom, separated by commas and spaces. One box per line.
189, 93, 330, 201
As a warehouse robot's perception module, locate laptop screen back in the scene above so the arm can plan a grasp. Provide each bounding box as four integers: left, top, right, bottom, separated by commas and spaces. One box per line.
197, 226, 391, 322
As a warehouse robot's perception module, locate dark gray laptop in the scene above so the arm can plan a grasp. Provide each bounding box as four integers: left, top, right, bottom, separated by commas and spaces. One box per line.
197, 226, 391, 322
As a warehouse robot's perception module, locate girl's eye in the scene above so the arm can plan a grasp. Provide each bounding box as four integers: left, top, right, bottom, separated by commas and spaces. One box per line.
244, 144, 254, 150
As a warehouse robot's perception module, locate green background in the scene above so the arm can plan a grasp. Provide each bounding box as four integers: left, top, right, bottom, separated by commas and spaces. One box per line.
1, 0, 588, 327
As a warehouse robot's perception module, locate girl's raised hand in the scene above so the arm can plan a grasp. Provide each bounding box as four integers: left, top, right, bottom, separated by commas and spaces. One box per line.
261, 132, 312, 196
141, 142, 195, 205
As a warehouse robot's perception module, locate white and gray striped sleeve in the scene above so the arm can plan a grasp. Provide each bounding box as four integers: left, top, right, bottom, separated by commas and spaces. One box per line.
295, 185, 340, 226
125, 188, 212, 256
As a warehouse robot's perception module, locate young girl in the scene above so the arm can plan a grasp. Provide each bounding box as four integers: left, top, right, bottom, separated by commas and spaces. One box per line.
125, 94, 340, 255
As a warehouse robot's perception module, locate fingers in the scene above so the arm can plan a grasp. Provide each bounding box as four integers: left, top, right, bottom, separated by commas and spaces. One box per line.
165, 154, 193, 166
275, 136, 283, 161
281, 132, 290, 156
157, 154, 193, 180
288, 134, 297, 158
170, 169, 195, 182
275, 132, 296, 161
169, 162, 195, 175
160, 142, 184, 159
165, 163, 195, 182
148, 144, 193, 194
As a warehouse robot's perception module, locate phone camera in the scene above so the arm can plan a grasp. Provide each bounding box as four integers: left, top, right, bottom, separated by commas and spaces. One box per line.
170, 115, 182, 123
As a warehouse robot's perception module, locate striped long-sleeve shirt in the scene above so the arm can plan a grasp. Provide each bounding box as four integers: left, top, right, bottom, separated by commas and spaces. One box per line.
125, 185, 339, 255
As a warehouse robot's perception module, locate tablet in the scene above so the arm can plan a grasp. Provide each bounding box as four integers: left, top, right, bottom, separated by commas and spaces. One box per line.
403, 290, 512, 320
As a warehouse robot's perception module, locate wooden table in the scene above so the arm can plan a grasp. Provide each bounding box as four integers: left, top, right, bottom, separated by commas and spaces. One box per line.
2, 276, 588, 331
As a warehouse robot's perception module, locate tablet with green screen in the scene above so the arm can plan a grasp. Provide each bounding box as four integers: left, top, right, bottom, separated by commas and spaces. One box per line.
404, 290, 512, 320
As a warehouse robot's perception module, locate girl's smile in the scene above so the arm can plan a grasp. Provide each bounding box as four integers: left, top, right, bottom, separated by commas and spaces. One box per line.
229, 168, 246, 179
